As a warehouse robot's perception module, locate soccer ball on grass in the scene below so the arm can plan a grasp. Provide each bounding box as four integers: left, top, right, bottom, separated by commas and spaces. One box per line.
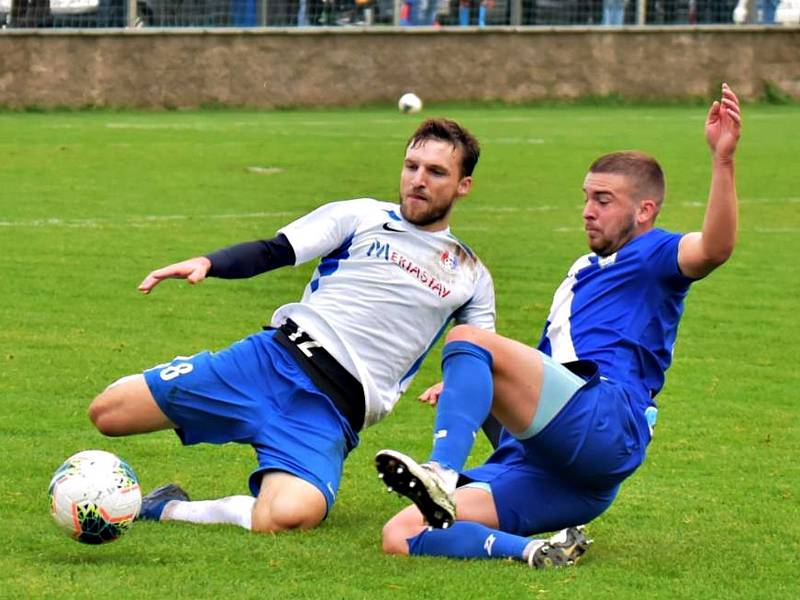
398, 92, 423, 114
48, 450, 141, 544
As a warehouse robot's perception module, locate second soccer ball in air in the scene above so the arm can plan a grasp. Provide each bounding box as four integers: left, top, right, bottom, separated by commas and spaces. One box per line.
398, 93, 423, 114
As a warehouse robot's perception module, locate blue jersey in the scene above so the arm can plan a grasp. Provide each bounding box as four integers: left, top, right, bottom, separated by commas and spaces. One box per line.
538, 228, 694, 403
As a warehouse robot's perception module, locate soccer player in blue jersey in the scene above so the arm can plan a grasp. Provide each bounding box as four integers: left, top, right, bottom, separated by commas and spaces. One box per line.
87, 118, 497, 534
376, 84, 742, 568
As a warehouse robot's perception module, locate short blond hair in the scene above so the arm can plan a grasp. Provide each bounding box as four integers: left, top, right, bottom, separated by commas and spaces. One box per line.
589, 151, 665, 209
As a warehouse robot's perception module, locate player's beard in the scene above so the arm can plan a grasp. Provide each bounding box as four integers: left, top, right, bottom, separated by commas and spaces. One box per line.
399, 193, 454, 228
591, 212, 636, 256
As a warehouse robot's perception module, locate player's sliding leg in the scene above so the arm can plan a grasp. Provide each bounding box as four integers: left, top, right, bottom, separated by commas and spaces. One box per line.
376, 325, 545, 527
138, 472, 326, 532
409, 522, 590, 568
139, 485, 255, 530
382, 488, 591, 568
88, 374, 176, 436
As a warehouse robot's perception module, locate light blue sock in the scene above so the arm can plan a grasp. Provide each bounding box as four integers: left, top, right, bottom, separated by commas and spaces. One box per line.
429, 341, 493, 471
459, 5, 469, 25
408, 521, 529, 561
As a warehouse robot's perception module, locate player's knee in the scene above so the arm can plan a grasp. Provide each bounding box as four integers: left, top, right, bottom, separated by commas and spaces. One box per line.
88, 377, 136, 436
445, 324, 485, 345
87, 392, 119, 436
252, 495, 325, 533
381, 515, 414, 555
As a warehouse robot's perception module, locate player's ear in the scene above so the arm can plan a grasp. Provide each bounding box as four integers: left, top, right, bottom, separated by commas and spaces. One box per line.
457, 176, 473, 197
637, 198, 658, 224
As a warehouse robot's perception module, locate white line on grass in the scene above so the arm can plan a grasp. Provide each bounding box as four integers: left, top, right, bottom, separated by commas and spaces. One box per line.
682, 198, 800, 207
3, 216, 796, 235
0, 211, 297, 228
467, 205, 560, 212
3, 200, 796, 230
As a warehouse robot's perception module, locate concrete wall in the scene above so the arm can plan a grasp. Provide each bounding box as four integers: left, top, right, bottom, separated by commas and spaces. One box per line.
1, 26, 798, 108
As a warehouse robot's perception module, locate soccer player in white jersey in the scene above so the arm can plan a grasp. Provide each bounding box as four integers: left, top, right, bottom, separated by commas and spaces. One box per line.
376, 84, 742, 568
87, 118, 496, 533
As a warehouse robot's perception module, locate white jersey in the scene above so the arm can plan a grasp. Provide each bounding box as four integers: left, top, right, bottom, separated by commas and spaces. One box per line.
272, 198, 495, 428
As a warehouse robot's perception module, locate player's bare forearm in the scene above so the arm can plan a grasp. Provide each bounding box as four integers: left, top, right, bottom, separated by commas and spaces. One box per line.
678, 84, 741, 279
700, 156, 738, 266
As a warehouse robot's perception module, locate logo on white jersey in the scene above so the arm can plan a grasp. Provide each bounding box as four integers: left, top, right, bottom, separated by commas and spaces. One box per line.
382, 222, 405, 233
439, 250, 459, 273
366, 240, 452, 298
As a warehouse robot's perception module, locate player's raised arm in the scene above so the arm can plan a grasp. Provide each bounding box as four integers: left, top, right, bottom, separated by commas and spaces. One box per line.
678, 83, 742, 279
138, 257, 211, 294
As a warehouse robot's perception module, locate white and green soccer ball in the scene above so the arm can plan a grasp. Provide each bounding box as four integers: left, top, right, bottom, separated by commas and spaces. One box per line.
398, 92, 423, 114
48, 450, 141, 545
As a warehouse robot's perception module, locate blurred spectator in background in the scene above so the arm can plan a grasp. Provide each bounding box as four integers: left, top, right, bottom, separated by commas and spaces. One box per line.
399, 0, 412, 23
298, 0, 328, 25
459, 0, 492, 25
298, 0, 309, 24
9, 0, 52, 26
399, 0, 442, 24
232, 0, 256, 24
603, 0, 627, 23
760, 0, 778, 23
354, 0, 374, 24
296, 0, 334, 24
416, 0, 439, 24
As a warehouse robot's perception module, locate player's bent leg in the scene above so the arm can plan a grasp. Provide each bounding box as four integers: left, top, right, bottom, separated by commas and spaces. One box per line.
251, 471, 327, 533
88, 374, 175, 436
382, 505, 426, 555
386, 482, 591, 568
375, 330, 546, 526
382, 486, 499, 555
445, 324, 545, 434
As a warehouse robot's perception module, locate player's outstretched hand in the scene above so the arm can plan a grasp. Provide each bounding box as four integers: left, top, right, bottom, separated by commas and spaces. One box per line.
418, 382, 444, 406
138, 256, 212, 294
705, 83, 741, 161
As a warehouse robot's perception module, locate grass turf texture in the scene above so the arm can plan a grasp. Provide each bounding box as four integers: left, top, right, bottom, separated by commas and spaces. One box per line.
1, 104, 798, 599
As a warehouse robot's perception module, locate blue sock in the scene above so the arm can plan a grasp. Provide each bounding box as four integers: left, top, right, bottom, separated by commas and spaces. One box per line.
459, 5, 469, 25
429, 341, 493, 471
408, 521, 529, 561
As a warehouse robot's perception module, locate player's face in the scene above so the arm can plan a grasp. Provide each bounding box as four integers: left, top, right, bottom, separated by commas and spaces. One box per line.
582, 172, 640, 256
399, 139, 472, 231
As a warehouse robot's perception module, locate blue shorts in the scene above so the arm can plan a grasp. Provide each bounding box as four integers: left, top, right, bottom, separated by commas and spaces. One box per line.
462, 364, 651, 536
143, 330, 358, 512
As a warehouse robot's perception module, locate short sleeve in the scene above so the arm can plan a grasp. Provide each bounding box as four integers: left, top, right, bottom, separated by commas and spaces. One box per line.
644, 230, 695, 287
278, 199, 369, 266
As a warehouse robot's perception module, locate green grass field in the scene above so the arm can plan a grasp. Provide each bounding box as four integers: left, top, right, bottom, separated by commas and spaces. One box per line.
1, 103, 798, 599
